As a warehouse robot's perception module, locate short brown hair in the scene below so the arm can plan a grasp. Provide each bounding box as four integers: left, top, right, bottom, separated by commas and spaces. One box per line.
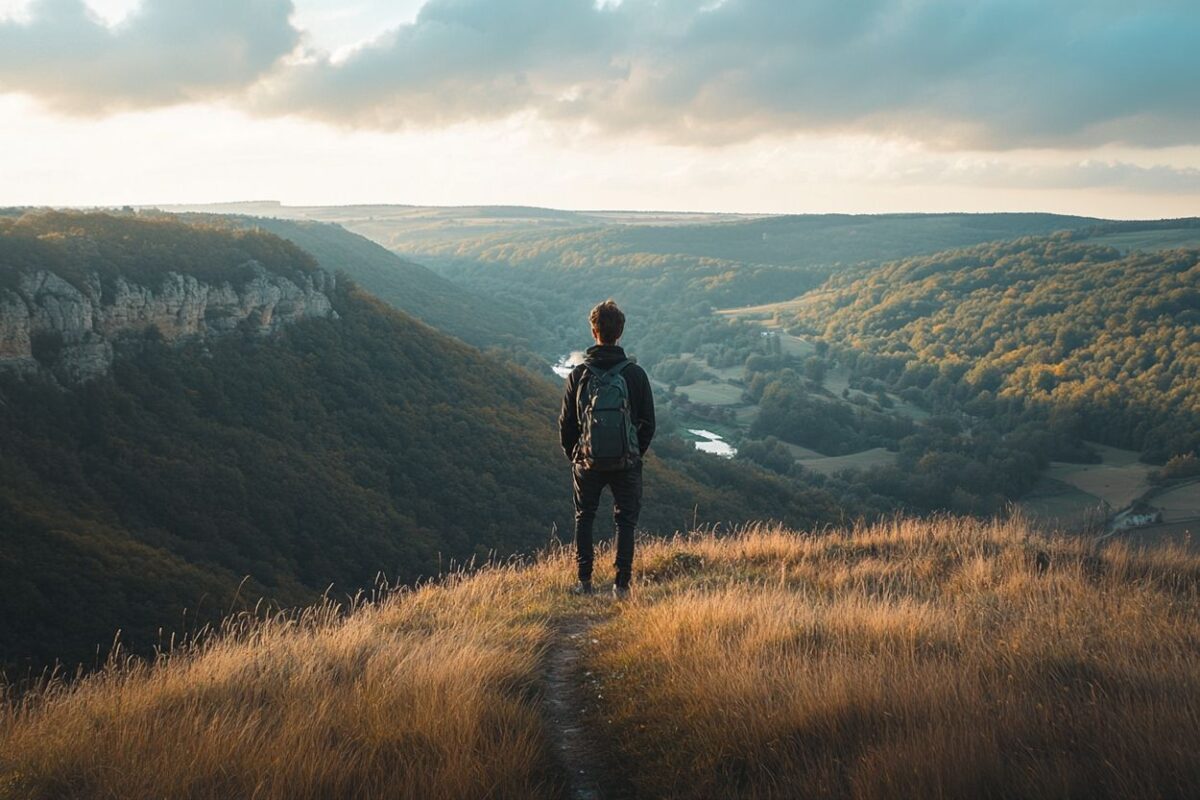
589, 299, 625, 344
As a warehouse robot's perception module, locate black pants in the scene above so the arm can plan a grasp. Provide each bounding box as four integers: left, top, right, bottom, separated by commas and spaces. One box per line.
572, 462, 643, 586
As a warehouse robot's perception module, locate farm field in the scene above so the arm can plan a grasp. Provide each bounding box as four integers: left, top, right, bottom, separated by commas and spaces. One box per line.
716, 292, 833, 321
776, 333, 815, 358
782, 442, 826, 460
1045, 444, 1152, 510
1017, 477, 1106, 531
817, 360, 931, 421
677, 380, 745, 406
795, 447, 898, 476
1087, 442, 1146, 466
1085, 227, 1200, 252
820, 361, 853, 396
888, 395, 930, 420
732, 405, 758, 425
705, 364, 746, 382
1152, 481, 1200, 523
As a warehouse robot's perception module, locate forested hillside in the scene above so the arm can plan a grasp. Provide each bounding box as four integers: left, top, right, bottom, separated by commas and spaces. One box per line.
383, 211, 1098, 367
159, 207, 1101, 375
785, 235, 1200, 462
0, 211, 321, 291
0, 212, 839, 672
191, 215, 544, 353
523, 212, 1098, 267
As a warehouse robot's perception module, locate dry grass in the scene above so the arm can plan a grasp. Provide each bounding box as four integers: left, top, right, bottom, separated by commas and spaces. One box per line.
588, 518, 1200, 799
4, 518, 1200, 799
0, 557, 576, 800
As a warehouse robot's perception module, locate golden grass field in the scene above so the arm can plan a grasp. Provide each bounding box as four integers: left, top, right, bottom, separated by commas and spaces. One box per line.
0, 565, 566, 800
5, 517, 1200, 799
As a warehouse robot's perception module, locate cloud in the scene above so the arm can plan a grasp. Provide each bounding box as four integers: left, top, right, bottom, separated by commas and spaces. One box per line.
256, 0, 621, 126
255, 0, 1200, 149
0, 0, 299, 113
4, 0, 1200, 151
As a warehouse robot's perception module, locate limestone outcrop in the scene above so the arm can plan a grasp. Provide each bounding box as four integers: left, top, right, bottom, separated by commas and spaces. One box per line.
0, 262, 336, 382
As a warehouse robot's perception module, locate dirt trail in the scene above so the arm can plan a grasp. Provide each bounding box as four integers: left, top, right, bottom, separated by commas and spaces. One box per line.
543, 615, 634, 800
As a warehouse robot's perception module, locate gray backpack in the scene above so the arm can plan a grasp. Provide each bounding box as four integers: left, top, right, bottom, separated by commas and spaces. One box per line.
577, 360, 640, 470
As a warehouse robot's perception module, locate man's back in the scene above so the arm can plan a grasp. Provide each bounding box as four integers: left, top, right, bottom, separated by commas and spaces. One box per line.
559, 301, 654, 597
559, 343, 655, 464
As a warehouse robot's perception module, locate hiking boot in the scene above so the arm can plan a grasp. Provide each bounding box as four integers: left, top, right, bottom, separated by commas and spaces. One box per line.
612, 584, 630, 599
570, 580, 594, 596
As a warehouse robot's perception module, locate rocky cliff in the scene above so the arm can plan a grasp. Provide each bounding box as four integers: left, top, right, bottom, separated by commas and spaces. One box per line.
0, 262, 336, 382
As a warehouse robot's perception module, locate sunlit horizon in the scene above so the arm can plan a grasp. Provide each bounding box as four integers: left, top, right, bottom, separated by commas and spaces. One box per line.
2, 0, 1198, 218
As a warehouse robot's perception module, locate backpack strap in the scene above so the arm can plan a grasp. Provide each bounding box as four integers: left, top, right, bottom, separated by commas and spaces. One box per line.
603, 359, 631, 378
583, 359, 631, 380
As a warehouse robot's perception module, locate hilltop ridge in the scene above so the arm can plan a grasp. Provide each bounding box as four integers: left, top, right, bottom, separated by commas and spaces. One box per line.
3, 516, 1198, 799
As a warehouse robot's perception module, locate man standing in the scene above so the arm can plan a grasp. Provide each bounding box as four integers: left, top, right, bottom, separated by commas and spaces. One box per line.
559, 300, 655, 598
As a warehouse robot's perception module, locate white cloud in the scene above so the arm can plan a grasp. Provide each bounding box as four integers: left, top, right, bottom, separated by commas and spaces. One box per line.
255, 0, 1200, 150
1, 0, 1199, 214
0, 0, 299, 113
290, 0, 426, 61
3, 0, 1199, 151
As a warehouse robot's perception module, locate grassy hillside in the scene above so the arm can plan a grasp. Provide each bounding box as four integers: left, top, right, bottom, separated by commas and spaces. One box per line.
0, 212, 842, 672
1080, 218, 1200, 252
4, 517, 1198, 799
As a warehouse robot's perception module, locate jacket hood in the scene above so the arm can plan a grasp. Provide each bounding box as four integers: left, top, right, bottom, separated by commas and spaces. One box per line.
582, 344, 629, 369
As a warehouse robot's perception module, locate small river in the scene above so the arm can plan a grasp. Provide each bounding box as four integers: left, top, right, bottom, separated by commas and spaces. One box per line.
689, 429, 737, 459
552, 353, 581, 379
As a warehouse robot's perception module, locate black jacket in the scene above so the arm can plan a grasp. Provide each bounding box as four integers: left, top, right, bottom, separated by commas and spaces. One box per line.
559, 344, 656, 462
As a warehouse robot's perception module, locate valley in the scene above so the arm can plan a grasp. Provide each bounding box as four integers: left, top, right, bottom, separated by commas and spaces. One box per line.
1, 204, 1197, 797
0, 210, 842, 673
3, 205, 1199, 671
174, 204, 1200, 534
163, 208, 1200, 491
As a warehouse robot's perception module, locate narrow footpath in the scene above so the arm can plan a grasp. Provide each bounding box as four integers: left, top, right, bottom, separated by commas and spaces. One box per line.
542, 614, 635, 800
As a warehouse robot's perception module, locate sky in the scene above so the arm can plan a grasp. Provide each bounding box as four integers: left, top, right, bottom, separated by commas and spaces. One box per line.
1, 0, 1198, 217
